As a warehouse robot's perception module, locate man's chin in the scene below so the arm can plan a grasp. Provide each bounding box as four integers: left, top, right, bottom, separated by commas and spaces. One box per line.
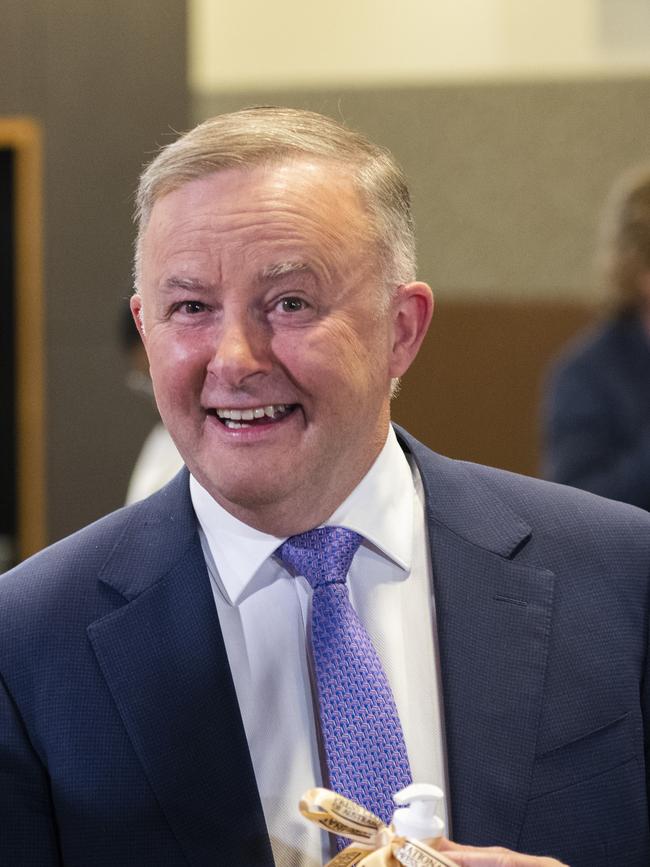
197, 473, 299, 519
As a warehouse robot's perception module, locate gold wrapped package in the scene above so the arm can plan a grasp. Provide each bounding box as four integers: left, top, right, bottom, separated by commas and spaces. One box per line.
299, 788, 457, 867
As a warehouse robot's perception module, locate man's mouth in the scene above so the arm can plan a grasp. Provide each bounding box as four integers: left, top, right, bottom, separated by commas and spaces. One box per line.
211, 403, 297, 430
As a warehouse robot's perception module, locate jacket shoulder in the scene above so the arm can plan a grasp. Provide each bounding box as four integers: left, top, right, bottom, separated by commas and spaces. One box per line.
397, 425, 650, 552
0, 470, 191, 619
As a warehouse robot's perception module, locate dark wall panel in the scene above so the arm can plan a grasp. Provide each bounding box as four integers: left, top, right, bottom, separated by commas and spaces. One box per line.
1, 1, 187, 545
392, 299, 595, 478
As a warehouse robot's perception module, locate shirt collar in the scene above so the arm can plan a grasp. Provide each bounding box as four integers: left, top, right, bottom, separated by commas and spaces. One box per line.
189, 426, 414, 606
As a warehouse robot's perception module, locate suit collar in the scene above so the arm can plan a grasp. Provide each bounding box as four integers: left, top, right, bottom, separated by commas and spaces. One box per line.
395, 425, 532, 557
97, 468, 196, 600
103, 428, 533, 593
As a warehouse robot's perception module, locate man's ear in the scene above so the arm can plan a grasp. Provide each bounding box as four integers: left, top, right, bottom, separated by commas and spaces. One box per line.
388, 281, 434, 378
130, 294, 147, 343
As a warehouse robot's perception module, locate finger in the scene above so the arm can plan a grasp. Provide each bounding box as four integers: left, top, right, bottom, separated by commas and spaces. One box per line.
436, 839, 509, 855
441, 851, 568, 867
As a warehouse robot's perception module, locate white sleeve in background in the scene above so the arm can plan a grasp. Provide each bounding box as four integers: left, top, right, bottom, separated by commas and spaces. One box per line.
125, 423, 184, 504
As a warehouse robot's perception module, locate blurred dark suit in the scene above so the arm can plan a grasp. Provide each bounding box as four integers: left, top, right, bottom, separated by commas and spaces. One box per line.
543, 312, 650, 510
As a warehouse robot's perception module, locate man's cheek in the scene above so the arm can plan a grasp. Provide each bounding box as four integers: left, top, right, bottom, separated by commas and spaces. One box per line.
152, 369, 192, 407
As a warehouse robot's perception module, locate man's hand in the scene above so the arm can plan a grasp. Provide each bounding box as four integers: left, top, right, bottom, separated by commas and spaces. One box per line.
436, 838, 569, 867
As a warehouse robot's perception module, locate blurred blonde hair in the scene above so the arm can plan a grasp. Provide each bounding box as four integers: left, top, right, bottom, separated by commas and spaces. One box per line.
597, 163, 650, 313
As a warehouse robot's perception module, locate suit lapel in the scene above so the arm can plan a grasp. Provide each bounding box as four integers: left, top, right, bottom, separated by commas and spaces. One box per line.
398, 429, 555, 848
87, 473, 274, 867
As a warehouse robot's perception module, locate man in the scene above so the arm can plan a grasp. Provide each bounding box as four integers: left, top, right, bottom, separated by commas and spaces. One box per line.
543, 163, 650, 510
1, 108, 648, 866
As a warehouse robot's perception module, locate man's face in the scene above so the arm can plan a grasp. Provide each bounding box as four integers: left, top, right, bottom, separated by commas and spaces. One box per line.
132, 160, 429, 534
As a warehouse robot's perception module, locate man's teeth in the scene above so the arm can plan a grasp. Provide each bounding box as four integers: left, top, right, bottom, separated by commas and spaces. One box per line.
215, 404, 289, 429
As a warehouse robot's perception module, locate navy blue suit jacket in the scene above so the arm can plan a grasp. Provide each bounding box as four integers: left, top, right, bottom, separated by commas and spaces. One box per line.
542, 312, 650, 510
1, 428, 650, 866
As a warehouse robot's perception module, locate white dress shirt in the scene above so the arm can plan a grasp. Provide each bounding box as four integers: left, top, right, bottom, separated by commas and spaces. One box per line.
190, 427, 448, 866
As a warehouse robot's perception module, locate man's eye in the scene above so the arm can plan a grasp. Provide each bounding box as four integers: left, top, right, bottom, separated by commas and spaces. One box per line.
278, 297, 306, 313
175, 301, 205, 315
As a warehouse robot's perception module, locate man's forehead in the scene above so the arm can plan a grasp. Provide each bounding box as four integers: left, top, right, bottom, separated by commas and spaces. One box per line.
138, 160, 379, 290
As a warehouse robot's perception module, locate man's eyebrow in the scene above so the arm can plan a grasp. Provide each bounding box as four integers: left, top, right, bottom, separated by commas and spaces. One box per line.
161, 276, 213, 293
259, 262, 314, 281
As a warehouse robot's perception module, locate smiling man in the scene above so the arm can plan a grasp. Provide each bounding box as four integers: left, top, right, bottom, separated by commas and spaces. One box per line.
132, 158, 422, 535
1, 109, 650, 867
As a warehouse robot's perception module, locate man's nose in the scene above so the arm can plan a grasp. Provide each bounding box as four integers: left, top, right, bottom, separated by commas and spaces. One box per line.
207, 315, 273, 385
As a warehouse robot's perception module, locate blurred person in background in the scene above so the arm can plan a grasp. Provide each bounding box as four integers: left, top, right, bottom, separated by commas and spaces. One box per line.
542, 164, 650, 509
120, 305, 183, 503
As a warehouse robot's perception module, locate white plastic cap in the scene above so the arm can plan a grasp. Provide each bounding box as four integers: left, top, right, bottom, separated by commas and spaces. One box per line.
392, 783, 446, 840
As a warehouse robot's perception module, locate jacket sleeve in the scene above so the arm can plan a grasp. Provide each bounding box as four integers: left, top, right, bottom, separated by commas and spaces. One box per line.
643, 577, 650, 832
0, 671, 62, 865
542, 354, 650, 510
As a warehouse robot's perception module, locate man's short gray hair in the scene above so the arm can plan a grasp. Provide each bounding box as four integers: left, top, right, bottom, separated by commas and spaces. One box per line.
134, 106, 416, 294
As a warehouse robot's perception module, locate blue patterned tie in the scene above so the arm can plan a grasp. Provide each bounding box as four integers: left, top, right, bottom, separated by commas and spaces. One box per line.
277, 526, 412, 830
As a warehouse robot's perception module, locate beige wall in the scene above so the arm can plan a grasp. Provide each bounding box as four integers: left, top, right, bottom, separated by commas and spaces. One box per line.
189, 0, 650, 90
190, 1, 650, 302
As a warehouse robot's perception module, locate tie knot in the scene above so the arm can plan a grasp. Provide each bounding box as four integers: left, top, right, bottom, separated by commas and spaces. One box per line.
277, 526, 362, 589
